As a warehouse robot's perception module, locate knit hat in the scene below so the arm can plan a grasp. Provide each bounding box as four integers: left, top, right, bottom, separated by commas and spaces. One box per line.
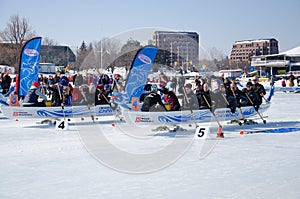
144, 84, 152, 91
161, 87, 169, 94
32, 81, 40, 87
184, 83, 192, 89
246, 82, 253, 87
60, 76, 69, 86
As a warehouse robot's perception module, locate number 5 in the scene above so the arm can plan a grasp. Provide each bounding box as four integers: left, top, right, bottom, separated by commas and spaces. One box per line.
197, 127, 205, 137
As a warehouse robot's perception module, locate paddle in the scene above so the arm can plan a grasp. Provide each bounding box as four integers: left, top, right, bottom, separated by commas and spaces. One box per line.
87, 105, 95, 123
244, 92, 266, 124
220, 93, 242, 126
182, 86, 198, 128
57, 84, 66, 121
230, 89, 246, 122
80, 87, 95, 123
100, 92, 122, 121
202, 95, 222, 128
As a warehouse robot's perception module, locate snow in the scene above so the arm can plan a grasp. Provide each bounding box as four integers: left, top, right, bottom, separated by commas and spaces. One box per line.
0, 92, 300, 198
279, 46, 300, 56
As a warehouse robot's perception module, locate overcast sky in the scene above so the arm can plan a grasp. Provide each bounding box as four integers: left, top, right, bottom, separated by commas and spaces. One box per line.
1, 0, 299, 56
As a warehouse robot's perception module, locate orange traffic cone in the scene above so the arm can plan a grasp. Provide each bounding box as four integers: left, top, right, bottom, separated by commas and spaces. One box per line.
216, 126, 224, 138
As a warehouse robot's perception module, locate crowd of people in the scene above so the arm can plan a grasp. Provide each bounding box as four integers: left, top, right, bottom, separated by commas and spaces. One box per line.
20, 71, 123, 107
139, 74, 267, 113
1, 69, 298, 110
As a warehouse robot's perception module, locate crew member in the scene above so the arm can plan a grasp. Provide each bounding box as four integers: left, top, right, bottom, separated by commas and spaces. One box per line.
141, 84, 166, 112
23, 82, 48, 107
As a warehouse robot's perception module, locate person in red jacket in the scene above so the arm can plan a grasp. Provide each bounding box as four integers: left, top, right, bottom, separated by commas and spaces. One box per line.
160, 87, 180, 111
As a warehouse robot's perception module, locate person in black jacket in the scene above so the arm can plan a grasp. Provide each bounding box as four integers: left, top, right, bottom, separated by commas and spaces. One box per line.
243, 82, 261, 111
23, 82, 48, 107
181, 83, 199, 110
196, 83, 212, 109
226, 82, 247, 113
252, 76, 266, 105
139, 84, 151, 103
1, 72, 12, 94
96, 84, 112, 105
47, 84, 62, 106
211, 82, 227, 110
141, 84, 167, 112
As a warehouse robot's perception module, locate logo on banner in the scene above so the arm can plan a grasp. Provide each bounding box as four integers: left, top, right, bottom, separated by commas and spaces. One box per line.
138, 54, 151, 64
24, 48, 39, 56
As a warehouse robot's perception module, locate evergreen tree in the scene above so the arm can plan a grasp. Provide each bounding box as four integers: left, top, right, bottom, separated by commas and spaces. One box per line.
76, 41, 91, 69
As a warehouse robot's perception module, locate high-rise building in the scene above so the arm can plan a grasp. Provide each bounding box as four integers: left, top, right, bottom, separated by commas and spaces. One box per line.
153, 31, 199, 67
230, 38, 279, 65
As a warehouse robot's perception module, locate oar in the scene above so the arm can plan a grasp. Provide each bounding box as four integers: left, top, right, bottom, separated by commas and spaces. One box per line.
202, 95, 224, 138
80, 89, 95, 122
231, 89, 246, 122
100, 92, 122, 120
244, 92, 266, 124
57, 84, 66, 122
87, 105, 95, 123
220, 93, 242, 126
182, 87, 198, 128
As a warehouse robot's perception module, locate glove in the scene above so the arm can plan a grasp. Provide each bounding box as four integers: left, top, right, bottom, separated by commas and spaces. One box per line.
230, 107, 236, 113
254, 105, 259, 111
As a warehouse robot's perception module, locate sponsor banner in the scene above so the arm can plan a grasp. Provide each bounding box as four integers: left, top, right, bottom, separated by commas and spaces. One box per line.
18, 37, 42, 98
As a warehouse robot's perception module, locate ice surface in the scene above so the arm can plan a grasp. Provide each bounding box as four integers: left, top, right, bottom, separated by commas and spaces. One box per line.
0, 92, 299, 198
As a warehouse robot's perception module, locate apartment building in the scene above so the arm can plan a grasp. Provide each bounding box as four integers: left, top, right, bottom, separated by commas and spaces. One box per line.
153, 31, 199, 67
230, 38, 279, 64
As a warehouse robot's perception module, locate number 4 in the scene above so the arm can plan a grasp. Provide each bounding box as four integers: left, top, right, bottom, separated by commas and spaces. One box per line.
58, 121, 65, 129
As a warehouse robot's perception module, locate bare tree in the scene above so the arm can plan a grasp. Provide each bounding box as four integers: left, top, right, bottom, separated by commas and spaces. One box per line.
0, 14, 36, 70
0, 15, 36, 45
199, 47, 229, 71
42, 37, 58, 46
94, 38, 121, 70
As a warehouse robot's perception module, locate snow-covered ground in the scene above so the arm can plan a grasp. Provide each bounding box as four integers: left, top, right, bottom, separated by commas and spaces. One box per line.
0, 92, 299, 199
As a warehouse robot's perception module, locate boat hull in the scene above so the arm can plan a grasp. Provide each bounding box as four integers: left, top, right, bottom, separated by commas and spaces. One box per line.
120, 103, 270, 126
1, 104, 116, 119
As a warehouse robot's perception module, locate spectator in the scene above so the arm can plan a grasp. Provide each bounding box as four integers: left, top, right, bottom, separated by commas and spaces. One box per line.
1, 72, 12, 94
288, 72, 296, 87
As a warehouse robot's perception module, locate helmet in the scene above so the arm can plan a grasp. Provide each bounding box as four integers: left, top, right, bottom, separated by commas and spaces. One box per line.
144, 84, 152, 91
114, 74, 121, 78
151, 84, 158, 92
60, 76, 69, 86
